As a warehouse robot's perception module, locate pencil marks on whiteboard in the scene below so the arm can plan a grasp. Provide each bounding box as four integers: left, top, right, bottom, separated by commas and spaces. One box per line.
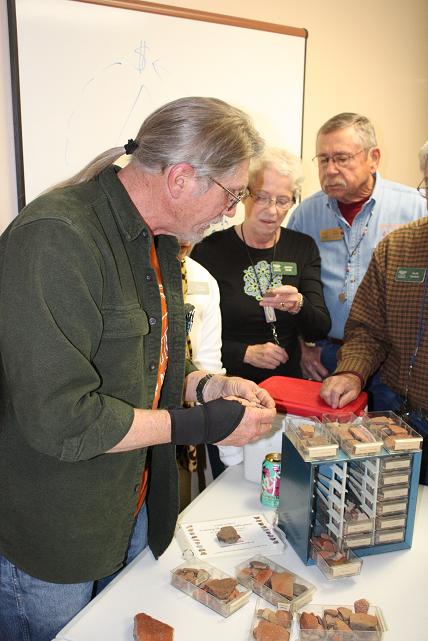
12, 0, 305, 203
64, 42, 168, 169
65, 62, 122, 165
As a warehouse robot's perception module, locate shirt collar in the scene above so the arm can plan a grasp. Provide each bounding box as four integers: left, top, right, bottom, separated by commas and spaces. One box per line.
327, 171, 382, 210
97, 165, 150, 241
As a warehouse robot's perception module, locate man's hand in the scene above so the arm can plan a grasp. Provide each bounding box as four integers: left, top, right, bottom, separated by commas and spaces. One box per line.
244, 342, 289, 369
215, 403, 277, 447
300, 342, 329, 381
207, 375, 275, 409
184, 371, 275, 409
320, 373, 362, 409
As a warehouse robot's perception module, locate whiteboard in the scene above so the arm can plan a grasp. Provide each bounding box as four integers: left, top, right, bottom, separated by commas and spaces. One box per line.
8, 0, 307, 207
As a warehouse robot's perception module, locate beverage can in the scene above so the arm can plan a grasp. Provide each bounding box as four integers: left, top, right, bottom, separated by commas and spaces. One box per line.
260, 452, 281, 508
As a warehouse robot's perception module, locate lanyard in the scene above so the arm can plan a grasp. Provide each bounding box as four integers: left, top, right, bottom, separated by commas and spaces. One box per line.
402, 271, 428, 409
241, 224, 281, 347
338, 206, 374, 303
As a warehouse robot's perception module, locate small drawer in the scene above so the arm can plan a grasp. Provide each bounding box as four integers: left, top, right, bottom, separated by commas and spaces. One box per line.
236, 554, 316, 611
375, 513, 407, 530
343, 532, 373, 549
374, 527, 405, 544
171, 560, 251, 617
380, 454, 412, 472
376, 498, 408, 516
378, 469, 411, 487
377, 484, 409, 501
311, 543, 362, 580
342, 505, 374, 535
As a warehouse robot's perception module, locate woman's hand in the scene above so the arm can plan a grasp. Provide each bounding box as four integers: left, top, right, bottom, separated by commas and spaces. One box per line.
244, 342, 289, 369
260, 285, 302, 313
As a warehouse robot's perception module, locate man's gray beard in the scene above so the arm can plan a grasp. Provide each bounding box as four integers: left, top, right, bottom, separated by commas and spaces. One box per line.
177, 229, 206, 244
178, 216, 225, 244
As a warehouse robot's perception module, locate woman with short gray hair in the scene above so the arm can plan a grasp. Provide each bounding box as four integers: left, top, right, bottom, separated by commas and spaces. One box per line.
191, 147, 331, 467
192, 146, 331, 386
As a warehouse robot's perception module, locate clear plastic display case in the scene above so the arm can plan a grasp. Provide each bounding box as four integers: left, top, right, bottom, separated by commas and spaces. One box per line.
286, 417, 339, 462
296, 603, 387, 641
248, 598, 293, 641
323, 413, 383, 457
170, 559, 251, 617
363, 411, 423, 453
235, 554, 316, 611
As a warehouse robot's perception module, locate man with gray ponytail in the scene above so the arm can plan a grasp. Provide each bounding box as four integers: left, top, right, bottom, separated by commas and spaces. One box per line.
0, 97, 274, 641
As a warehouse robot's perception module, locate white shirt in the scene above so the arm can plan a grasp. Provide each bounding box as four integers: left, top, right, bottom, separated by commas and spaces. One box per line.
185, 257, 242, 466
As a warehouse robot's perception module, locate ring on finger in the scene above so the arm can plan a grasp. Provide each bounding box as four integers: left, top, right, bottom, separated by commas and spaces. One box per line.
280, 302, 285, 309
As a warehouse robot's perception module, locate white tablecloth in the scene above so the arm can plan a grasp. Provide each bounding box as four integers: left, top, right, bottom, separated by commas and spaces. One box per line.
55, 463, 428, 641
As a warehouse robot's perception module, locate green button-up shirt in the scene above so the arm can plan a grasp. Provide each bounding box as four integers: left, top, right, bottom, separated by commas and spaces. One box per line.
0, 166, 195, 582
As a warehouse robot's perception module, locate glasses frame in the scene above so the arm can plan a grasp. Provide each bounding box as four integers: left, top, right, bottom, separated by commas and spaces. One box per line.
209, 177, 248, 211
417, 178, 427, 200
312, 148, 366, 169
248, 191, 295, 212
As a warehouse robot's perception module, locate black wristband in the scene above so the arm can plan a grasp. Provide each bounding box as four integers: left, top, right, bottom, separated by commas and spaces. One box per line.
195, 373, 213, 404
169, 398, 245, 445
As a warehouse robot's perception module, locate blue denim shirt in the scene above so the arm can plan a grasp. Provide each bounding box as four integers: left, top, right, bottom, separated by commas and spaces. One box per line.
287, 173, 426, 338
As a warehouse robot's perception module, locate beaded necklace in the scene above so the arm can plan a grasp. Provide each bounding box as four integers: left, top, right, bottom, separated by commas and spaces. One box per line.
241, 223, 281, 347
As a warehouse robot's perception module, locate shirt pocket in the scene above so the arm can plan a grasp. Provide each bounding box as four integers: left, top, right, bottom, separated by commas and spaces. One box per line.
94, 305, 150, 395
102, 305, 149, 339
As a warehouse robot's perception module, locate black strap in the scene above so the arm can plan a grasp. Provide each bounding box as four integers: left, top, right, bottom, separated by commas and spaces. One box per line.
169, 398, 245, 444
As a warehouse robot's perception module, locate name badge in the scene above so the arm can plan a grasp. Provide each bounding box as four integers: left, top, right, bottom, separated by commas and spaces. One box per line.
187, 281, 210, 295
320, 227, 344, 242
395, 267, 426, 283
271, 261, 297, 276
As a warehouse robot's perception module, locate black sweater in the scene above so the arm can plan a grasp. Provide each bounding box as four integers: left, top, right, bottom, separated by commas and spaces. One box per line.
191, 226, 331, 383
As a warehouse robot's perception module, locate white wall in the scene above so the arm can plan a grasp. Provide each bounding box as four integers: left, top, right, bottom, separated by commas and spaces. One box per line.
1, 0, 17, 229
1, 0, 427, 231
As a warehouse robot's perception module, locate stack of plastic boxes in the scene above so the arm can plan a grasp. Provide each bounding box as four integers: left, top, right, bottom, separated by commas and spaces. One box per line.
256, 377, 422, 579
243, 376, 367, 484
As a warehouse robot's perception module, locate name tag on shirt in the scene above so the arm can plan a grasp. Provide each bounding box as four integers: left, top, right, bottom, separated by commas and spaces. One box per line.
187, 281, 210, 295
320, 227, 344, 242
395, 267, 426, 283
271, 261, 297, 276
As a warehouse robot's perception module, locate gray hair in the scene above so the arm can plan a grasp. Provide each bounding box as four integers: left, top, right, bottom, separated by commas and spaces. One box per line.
51, 97, 264, 190
317, 112, 378, 150
419, 141, 428, 172
248, 147, 304, 198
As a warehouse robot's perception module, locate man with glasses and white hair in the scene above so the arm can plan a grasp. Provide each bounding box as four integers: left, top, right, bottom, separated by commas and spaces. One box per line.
320, 141, 428, 484
288, 113, 426, 409
0, 96, 276, 641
